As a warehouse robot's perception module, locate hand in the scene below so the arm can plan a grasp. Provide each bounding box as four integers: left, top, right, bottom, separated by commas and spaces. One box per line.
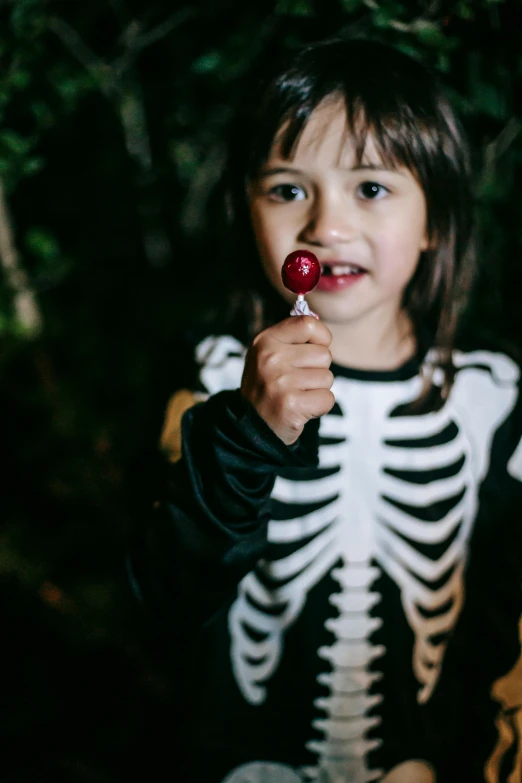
240, 316, 335, 445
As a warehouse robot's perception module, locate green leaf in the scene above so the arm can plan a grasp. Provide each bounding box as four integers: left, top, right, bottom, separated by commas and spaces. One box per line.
285, 0, 315, 16
170, 139, 200, 182
395, 42, 423, 62
373, 10, 393, 29
10, 0, 46, 39
25, 228, 60, 260
437, 53, 451, 73
191, 52, 221, 74
411, 19, 445, 47
474, 82, 507, 120
0, 130, 33, 156
22, 157, 44, 176
455, 1, 474, 19
30, 101, 54, 128
9, 69, 31, 90
339, 0, 366, 10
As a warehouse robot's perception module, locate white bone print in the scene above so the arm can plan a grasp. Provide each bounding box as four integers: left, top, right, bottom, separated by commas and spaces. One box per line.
222, 759, 435, 782
222, 762, 302, 782
224, 348, 519, 781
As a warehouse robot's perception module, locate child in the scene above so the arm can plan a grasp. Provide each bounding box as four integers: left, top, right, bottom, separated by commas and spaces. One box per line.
130, 37, 522, 783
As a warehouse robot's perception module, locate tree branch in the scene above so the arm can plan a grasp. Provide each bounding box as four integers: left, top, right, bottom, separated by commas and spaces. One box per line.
482, 117, 522, 180
0, 176, 42, 336
49, 16, 115, 98
132, 8, 194, 51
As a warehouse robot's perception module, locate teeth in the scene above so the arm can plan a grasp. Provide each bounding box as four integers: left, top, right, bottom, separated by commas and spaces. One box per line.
330, 264, 363, 276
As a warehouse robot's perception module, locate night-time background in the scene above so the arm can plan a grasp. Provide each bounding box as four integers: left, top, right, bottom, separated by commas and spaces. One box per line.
1, 0, 521, 780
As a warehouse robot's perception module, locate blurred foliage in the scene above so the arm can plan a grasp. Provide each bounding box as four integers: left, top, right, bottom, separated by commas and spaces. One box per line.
1, 0, 521, 779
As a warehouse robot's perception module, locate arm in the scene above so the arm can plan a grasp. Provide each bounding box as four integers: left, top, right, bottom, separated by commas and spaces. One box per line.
129, 317, 334, 636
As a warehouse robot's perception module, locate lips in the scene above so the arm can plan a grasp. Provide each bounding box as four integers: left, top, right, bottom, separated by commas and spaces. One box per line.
316, 260, 368, 292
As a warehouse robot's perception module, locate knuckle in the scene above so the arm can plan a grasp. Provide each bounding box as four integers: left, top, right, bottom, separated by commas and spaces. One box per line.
284, 391, 300, 415
265, 350, 280, 369
319, 347, 332, 366
258, 347, 278, 374
321, 323, 333, 345
287, 412, 303, 435
302, 316, 316, 336
252, 330, 266, 349
295, 316, 313, 339
272, 372, 288, 394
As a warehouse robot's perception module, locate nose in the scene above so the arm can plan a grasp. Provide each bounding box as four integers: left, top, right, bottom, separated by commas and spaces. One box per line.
300, 192, 356, 247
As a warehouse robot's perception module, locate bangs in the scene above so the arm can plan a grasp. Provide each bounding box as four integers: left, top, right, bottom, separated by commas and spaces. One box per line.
273, 94, 428, 178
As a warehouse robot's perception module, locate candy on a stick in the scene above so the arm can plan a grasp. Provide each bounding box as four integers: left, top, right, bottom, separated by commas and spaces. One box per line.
281, 250, 321, 318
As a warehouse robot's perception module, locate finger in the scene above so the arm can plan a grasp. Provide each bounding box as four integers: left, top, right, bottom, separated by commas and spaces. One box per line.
267, 315, 332, 347
289, 343, 332, 370
299, 388, 336, 420
286, 368, 334, 391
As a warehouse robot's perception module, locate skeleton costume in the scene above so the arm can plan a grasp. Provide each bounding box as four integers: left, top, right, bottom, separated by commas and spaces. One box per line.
131, 334, 522, 783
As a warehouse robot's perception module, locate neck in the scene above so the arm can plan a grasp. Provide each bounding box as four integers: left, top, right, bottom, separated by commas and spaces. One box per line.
326, 308, 417, 371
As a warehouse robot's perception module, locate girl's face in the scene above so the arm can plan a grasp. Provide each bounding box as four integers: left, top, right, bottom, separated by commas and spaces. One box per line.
247, 100, 428, 332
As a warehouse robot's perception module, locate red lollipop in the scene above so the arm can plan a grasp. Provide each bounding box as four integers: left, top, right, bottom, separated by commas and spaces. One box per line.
282, 250, 321, 294
282, 250, 321, 318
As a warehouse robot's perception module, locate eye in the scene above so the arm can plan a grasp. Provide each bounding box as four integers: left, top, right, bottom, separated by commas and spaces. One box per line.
357, 181, 389, 200
268, 184, 306, 202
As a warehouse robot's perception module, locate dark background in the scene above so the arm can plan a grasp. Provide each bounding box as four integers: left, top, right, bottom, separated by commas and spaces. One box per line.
1, 0, 521, 780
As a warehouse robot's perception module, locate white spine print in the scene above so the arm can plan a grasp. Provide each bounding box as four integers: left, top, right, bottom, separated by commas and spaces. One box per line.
306, 563, 385, 783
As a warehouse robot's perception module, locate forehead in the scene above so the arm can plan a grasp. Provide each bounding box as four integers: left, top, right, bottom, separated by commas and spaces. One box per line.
269, 99, 386, 169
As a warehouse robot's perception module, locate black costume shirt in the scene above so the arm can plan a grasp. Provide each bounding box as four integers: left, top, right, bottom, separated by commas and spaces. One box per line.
131, 335, 522, 783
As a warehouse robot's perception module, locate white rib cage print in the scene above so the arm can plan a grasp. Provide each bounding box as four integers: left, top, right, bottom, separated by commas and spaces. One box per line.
194, 337, 520, 783
226, 355, 519, 783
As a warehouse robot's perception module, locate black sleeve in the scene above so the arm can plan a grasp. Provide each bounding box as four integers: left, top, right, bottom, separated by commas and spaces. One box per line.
128, 388, 319, 639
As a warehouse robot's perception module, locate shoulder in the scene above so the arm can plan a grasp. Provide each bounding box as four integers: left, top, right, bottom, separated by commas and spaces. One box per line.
449, 339, 522, 480
159, 333, 247, 463
442, 325, 521, 390
452, 329, 522, 383
194, 334, 247, 394
452, 345, 520, 387
163, 330, 247, 395
448, 339, 521, 417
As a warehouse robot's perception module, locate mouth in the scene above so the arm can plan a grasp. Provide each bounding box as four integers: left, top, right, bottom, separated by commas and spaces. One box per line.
320, 261, 367, 276
317, 261, 368, 292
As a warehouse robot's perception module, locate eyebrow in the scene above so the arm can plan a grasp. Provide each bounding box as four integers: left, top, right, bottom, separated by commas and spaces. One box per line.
257, 163, 404, 177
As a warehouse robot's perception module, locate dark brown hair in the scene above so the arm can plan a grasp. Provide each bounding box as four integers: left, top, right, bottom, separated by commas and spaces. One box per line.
222, 37, 475, 395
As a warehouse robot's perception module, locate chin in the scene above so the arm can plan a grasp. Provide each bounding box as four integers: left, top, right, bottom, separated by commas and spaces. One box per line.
309, 299, 363, 324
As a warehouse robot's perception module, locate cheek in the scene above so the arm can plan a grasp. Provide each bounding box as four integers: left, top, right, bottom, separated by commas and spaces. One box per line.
250, 208, 291, 270
375, 229, 423, 287
250, 207, 280, 256
251, 221, 286, 290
